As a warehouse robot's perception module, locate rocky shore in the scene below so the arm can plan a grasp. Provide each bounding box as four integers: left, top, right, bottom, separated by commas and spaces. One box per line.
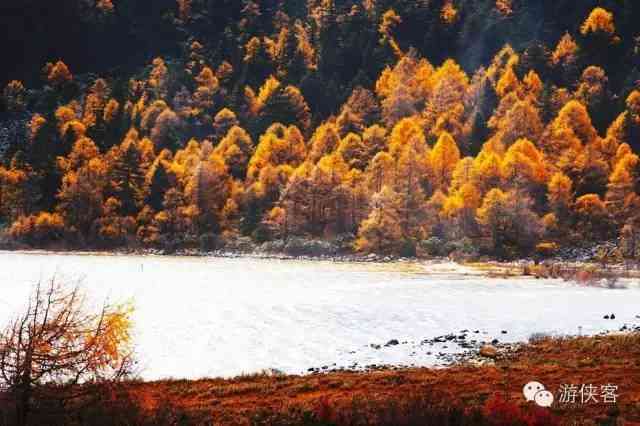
302, 320, 640, 376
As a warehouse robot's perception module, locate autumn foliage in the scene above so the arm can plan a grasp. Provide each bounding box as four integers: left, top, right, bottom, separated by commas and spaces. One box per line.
1, 4, 639, 259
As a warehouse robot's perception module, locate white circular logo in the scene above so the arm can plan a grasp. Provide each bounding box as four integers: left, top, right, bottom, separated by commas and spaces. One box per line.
534, 390, 555, 407
523, 381, 545, 402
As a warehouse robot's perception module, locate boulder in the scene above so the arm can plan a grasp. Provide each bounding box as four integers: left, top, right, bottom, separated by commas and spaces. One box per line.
480, 345, 499, 359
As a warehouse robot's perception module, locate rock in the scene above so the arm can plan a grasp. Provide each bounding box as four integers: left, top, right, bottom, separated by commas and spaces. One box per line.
604, 315, 610, 319
480, 345, 499, 359
501, 330, 508, 334
611, 314, 616, 319
492, 339, 500, 345
386, 339, 400, 346
371, 344, 381, 350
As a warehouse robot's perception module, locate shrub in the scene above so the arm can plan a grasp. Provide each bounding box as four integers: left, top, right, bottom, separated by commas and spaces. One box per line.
483, 396, 559, 426
399, 239, 417, 258
199, 232, 219, 251
421, 237, 446, 256
535, 242, 559, 258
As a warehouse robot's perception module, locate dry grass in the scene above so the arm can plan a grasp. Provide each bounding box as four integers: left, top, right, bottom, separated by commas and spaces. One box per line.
2, 333, 639, 425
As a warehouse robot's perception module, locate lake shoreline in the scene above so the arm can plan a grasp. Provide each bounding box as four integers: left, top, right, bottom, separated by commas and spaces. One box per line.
10, 332, 637, 425
3, 245, 639, 283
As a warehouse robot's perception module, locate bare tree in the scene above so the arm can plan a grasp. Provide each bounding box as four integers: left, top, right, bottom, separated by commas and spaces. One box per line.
0, 278, 134, 426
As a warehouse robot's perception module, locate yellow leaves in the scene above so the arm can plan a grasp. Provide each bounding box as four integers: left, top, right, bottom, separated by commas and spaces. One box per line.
431, 59, 470, 91
195, 67, 219, 90
550, 100, 597, 147
56, 105, 77, 127
388, 116, 427, 158
535, 241, 559, 256
429, 131, 461, 191
355, 185, 403, 253
443, 183, 481, 219
103, 98, 120, 123
244, 37, 262, 63
414, 59, 436, 96
337, 133, 367, 170
193, 67, 220, 112
294, 21, 317, 71
472, 150, 502, 191
62, 136, 100, 172
47, 61, 73, 86
308, 122, 340, 163
496, 66, 520, 98
0, 167, 27, 185
523, 70, 543, 98
362, 125, 387, 156
56, 105, 86, 140
34, 211, 64, 229
574, 193, 607, 218
431, 103, 465, 141
245, 76, 284, 117
551, 33, 579, 66
9, 212, 65, 241
366, 151, 395, 192
317, 152, 349, 180
248, 125, 307, 181
501, 138, 547, 186
547, 172, 573, 210
440, 1, 459, 25
450, 157, 474, 190
375, 67, 397, 99
627, 90, 640, 125
476, 188, 508, 227
581, 7, 616, 37
606, 153, 639, 222
83, 79, 110, 128
100, 302, 134, 362
425, 59, 469, 127
258, 75, 281, 106
611, 153, 639, 182
495, 0, 513, 17
576, 66, 607, 108
608, 160, 633, 189
28, 114, 47, 141
148, 57, 168, 96
214, 126, 254, 178
379, 9, 403, 56
542, 213, 559, 232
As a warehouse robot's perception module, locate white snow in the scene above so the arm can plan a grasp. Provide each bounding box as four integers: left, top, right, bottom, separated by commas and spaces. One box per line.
0, 251, 637, 380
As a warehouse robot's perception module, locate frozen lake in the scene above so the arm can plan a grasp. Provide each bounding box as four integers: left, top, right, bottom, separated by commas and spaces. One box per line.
0, 251, 637, 380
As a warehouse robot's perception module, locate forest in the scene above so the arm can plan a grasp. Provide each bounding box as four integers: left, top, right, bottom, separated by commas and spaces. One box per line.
2, 0, 640, 259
